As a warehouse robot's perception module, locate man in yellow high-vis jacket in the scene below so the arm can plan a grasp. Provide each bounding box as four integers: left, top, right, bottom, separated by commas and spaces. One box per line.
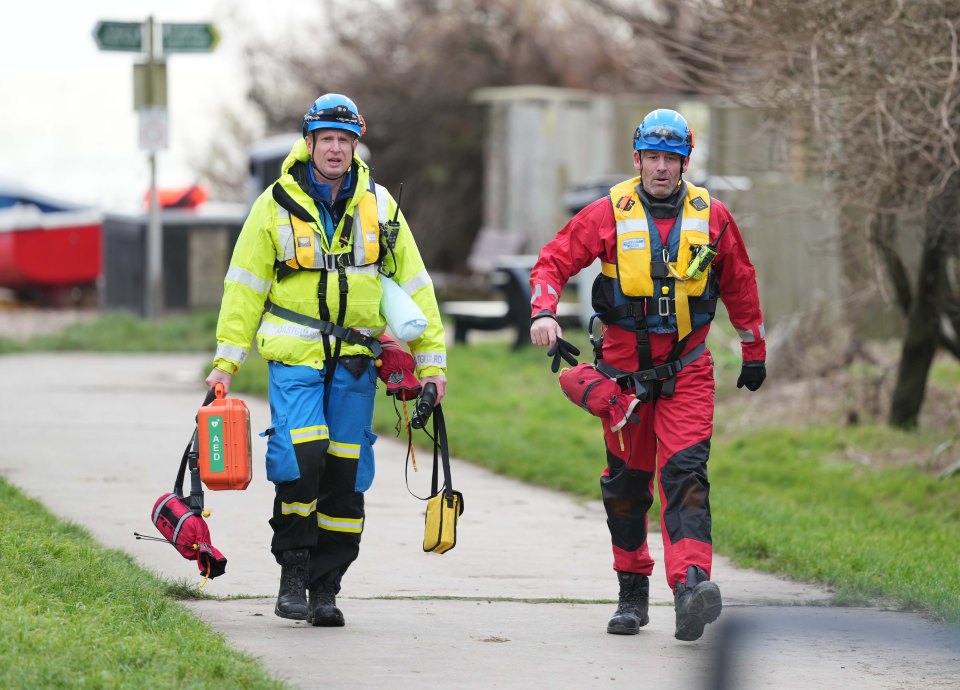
206, 93, 447, 627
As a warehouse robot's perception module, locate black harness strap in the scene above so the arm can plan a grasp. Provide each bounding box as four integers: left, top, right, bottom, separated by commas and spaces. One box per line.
325, 265, 350, 391
270, 178, 379, 394
596, 341, 707, 400
599, 298, 717, 326
272, 182, 316, 223
265, 303, 383, 358
317, 270, 335, 373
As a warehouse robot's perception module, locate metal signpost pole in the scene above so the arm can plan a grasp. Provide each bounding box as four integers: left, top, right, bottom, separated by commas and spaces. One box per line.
94, 16, 218, 318
145, 16, 162, 319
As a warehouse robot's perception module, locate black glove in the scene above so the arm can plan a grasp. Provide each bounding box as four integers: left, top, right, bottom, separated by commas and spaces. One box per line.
547, 338, 580, 373
737, 361, 766, 391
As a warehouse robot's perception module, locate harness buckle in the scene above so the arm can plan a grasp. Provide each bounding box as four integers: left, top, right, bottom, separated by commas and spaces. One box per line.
658, 296, 672, 317
321, 253, 338, 271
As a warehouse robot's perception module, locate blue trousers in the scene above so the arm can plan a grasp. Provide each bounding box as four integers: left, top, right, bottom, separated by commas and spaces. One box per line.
264, 359, 378, 591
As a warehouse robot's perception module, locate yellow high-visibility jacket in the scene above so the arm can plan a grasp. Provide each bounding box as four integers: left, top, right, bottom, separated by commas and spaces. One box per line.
212, 139, 446, 378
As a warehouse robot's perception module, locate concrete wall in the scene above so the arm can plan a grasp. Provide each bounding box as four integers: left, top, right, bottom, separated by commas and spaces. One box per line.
470, 86, 846, 329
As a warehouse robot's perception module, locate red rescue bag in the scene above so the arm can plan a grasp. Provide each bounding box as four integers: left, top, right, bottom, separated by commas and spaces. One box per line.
558, 363, 640, 431
151, 492, 227, 579
138, 386, 230, 581
376, 335, 422, 401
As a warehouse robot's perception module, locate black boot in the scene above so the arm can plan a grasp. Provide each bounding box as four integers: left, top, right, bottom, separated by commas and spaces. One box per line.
606, 572, 650, 635
308, 585, 345, 627
674, 565, 722, 641
274, 549, 309, 620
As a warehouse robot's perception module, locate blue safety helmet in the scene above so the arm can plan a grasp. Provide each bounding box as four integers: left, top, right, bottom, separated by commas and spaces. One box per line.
302, 93, 365, 139
632, 109, 694, 157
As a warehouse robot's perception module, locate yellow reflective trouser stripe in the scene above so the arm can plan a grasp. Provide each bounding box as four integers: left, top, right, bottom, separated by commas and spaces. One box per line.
291, 425, 329, 445
317, 512, 364, 533
281, 499, 317, 517
328, 439, 361, 459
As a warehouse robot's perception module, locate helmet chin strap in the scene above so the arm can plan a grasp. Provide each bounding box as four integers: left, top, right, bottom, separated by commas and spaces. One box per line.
312, 161, 348, 182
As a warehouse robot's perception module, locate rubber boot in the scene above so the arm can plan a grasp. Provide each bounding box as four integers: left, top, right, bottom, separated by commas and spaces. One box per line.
606, 572, 650, 635
673, 565, 722, 641
274, 549, 309, 620
308, 586, 345, 627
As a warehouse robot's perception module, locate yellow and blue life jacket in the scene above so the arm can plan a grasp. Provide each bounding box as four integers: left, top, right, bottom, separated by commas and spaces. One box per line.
599, 178, 718, 341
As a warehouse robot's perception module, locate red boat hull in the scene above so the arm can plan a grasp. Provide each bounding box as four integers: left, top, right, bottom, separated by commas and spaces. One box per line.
0, 220, 101, 289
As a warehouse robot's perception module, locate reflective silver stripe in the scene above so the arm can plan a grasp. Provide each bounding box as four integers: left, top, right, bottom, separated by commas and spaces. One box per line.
171, 512, 193, 549
259, 320, 325, 341
374, 183, 390, 225
758, 323, 766, 340
225, 266, 272, 295
151, 493, 193, 548
328, 439, 360, 459
215, 343, 248, 364
258, 320, 384, 342
737, 327, 756, 343
547, 285, 560, 299
281, 500, 317, 517
616, 218, 646, 235
317, 512, 364, 533
401, 270, 432, 294
152, 493, 177, 526
347, 264, 378, 276
276, 208, 295, 261
352, 209, 368, 266
681, 217, 710, 236
531, 284, 543, 302
415, 351, 446, 368
290, 425, 328, 445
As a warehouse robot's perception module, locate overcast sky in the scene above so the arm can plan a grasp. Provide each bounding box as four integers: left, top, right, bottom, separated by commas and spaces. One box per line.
0, 1, 303, 211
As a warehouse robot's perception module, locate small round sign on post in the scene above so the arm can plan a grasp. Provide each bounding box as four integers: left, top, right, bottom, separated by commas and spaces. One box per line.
139, 107, 169, 152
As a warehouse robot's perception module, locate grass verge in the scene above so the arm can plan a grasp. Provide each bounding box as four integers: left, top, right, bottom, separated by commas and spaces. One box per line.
0, 478, 285, 689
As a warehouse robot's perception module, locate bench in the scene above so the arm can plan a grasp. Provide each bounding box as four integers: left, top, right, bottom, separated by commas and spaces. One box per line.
442, 261, 580, 349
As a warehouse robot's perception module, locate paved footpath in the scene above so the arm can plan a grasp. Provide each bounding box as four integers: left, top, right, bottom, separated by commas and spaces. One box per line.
1, 352, 958, 689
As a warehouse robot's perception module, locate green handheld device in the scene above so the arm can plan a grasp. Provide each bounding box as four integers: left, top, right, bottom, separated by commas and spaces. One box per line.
685, 220, 729, 280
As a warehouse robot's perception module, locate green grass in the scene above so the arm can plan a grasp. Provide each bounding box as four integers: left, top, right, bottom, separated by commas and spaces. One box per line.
4, 311, 960, 648
0, 478, 285, 690
712, 426, 960, 622
0, 310, 219, 354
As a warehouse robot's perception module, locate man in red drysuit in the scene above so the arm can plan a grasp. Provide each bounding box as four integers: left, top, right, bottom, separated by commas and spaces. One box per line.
530, 108, 766, 642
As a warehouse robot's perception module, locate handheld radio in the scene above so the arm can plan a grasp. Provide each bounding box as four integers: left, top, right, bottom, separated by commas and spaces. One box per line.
379, 183, 403, 278
381, 182, 403, 250
685, 220, 730, 280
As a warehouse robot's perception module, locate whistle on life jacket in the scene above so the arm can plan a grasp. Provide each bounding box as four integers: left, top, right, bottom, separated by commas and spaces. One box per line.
685, 220, 730, 280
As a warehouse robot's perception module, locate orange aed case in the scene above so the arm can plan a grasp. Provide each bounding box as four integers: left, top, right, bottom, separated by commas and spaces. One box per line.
197, 383, 253, 490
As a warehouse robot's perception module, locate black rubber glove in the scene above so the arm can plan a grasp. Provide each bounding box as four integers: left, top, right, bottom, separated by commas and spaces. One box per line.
547, 338, 581, 373
737, 361, 766, 391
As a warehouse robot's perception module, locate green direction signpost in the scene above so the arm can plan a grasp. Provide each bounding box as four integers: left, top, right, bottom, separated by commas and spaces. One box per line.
93, 21, 144, 52
161, 23, 219, 53
93, 16, 219, 318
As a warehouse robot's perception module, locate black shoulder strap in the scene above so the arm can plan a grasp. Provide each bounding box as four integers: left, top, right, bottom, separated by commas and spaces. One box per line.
175, 387, 218, 514
404, 403, 460, 504
272, 182, 316, 223
431, 405, 455, 496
